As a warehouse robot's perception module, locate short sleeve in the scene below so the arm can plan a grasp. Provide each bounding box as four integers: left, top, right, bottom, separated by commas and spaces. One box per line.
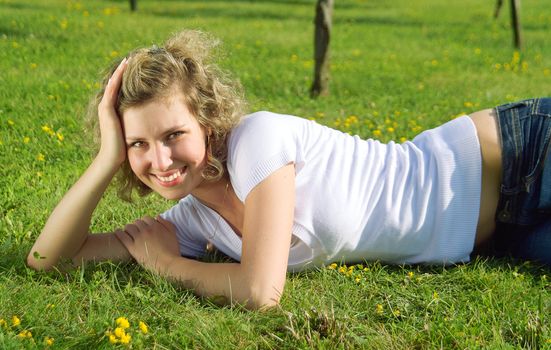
160, 198, 208, 259
227, 111, 299, 201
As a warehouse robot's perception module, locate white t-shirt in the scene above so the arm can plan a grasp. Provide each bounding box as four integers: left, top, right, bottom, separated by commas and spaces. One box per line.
162, 111, 482, 271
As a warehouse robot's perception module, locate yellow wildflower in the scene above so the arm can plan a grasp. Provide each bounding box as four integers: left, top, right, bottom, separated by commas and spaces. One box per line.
30, 63, 38, 69
37, 153, 45, 161
433, 291, 439, 299
393, 309, 401, 317
83, 10, 89, 17
376, 304, 384, 315
44, 336, 54, 346
328, 263, 337, 270
110, 50, 119, 58
138, 321, 148, 334
114, 327, 125, 338
386, 127, 395, 133
108, 334, 118, 344
372, 129, 382, 138
407, 271, 414, 279
355, 276, 361, 283
23, 137, 30, 143
17, 330, 32, 339
474, 48, 481, 55
42, 125, 51, 133
116, 317, 130, 329
56, 132, 64, 142
12, 315, 21, 327
59, 19, 68, 30
400, 137, 407, 143
119, 332, 131, 344
464, 101, 474, 108
0, 319, 7, 328
97, 21, 104, 29
12, 41, 19, 48
8, 119, 14, 126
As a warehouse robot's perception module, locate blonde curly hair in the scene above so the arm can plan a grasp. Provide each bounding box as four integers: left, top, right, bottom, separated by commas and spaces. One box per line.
87, 30, 246, 201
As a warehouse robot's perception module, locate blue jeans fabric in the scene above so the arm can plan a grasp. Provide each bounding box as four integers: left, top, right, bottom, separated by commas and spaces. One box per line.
492, 98, 551, 266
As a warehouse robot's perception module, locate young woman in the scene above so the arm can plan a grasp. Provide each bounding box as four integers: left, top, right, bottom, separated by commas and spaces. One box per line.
28, 30, 551, 309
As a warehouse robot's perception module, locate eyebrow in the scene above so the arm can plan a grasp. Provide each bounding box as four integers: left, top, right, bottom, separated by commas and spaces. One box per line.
125, 124, 188, 141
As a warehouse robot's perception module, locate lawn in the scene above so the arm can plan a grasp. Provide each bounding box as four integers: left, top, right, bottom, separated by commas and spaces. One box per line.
0, 0, 550, 348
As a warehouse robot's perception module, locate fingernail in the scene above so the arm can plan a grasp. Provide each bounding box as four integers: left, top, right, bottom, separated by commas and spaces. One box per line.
108, 78, 112, 86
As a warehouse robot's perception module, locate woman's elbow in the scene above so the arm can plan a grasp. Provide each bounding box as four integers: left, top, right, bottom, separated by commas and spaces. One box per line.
246, 283, 283, 310
26, 250, 57, 271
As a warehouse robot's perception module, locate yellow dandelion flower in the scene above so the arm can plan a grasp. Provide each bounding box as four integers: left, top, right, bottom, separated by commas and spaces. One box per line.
103, 7, 113, 16
56, 132, 64, 142
12, 315, 21, 327
372, 129, 382, 138
47, 303, 55, 309
494, 63, 502, 71
44, 336, 54, 346
399, 137, 407, 143
386, 127, 395, 133
328, 263, 337, 270
464, 101, 474, 108
37, 153, 45, 161
119, 333, 131, 344
108, 334, 118, 344
114, 327, 125, 338
393, 309, 401, 317
407, 271, 414, 279
433, 291, 439, 299
30, 63, 38, 69
59, 19, 68, 30
37, 172, 43, 177
547, 338, 551, 344
338, 266, 346, 274
23, 137, 30, 143
42, 125, 51, 133
290, 54, 298, 62
8, 119, 14, 126
0, 319, 7, 328
431, 59, 438, 66
363, 267, 369, 271
110, 50, 119, 58
355, 276, 361, 283
116, 317, 130, 329
17, 331, 27, 339
376, 304, 384, 315
138, 321, 148, 334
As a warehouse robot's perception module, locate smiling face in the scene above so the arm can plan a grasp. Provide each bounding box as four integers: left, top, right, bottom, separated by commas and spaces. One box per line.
122, 94, 209, 200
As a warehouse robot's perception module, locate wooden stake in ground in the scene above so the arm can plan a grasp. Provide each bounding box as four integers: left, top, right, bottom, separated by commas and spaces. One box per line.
494, 0, 522, 49
311, 0, 334, 97
130, 0, 137, 12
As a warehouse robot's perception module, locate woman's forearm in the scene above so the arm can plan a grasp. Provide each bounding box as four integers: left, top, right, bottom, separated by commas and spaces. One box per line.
27, 155, 119, 270
162, 259, 282, 310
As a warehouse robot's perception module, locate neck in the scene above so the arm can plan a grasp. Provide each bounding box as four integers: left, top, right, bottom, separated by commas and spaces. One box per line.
191, 177, 230, 212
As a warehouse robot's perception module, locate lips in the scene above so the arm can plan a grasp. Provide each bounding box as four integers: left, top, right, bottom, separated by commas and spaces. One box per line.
153, 167, 187, 187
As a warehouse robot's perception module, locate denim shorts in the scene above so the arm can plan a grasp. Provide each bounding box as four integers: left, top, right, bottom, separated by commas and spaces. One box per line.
492, 98, 551, 265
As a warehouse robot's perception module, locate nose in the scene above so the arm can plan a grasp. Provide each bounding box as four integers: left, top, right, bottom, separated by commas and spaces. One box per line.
150, 143, 173, 171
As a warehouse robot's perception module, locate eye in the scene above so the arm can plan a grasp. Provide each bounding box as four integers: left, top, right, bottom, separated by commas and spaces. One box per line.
167, 131, 184, 141
128, 141, 146, 148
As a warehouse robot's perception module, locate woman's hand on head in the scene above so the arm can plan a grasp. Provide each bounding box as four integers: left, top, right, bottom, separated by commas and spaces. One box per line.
97, 58, 128, 167
115, 216, 182, 274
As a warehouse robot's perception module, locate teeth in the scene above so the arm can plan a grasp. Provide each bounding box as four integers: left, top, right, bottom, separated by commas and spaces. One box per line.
157, 169, 181, 182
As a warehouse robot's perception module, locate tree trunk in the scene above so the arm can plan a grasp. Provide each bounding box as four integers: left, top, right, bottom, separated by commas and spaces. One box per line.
130, 0, 137, 12
494, 0, 503, 18
311, 0, 334, 98
510, 0, 522, 49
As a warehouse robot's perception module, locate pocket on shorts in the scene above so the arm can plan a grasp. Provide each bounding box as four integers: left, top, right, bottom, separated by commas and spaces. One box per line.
537, 147, 551, 211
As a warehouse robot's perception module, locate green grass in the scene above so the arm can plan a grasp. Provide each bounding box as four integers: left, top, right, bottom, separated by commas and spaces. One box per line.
1, 0, 550, 348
